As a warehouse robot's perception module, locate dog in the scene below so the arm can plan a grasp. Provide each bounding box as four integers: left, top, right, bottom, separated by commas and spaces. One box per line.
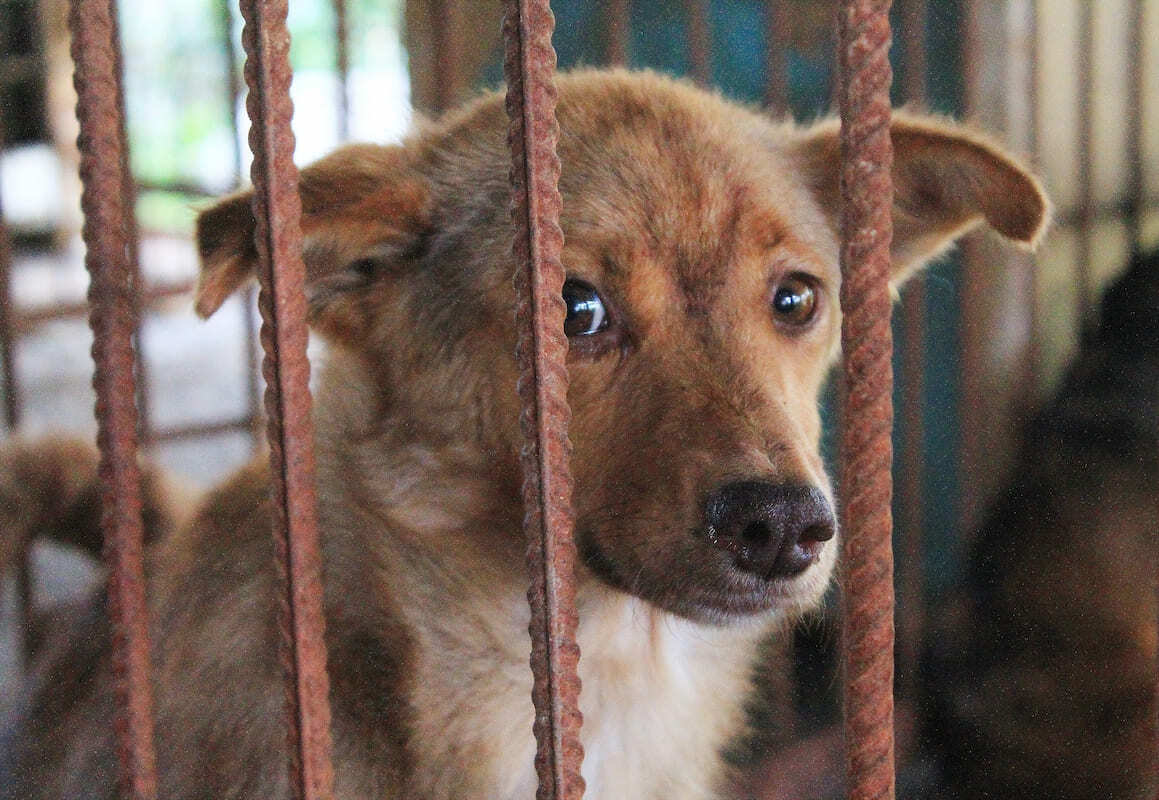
922, 249, 1159, 799
2, 70, 1048, 799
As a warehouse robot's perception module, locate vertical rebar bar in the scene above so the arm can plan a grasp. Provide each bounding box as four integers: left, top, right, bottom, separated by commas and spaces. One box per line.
836, 1, 896, 798
501, 1, 584, 798
1126, 0, 1143, 256
764, 0, 789, 115
236, 0, 335, 797
68, 0, 158, 796
895, 0, 925, 705
1076, 1, 1094, 336
685, 0, 710, 86
332, 0, 351, 141
606, 0, 630, 66
214, 0, 264, 447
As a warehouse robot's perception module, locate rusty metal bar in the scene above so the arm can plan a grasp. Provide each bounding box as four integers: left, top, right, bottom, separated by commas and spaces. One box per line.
501, 1, 585, 798
214, 0, 263, 447
836, 1, 896, 798
150, 415, 258, 443
15, 280, 195, 328
1076, 0, 1094, 335
0, 186, 18, 430
1126, 0, 1144, 255
764, 0, 789, 114
895, 0, 925, 705
605, 0, 630, 66
685, 0, 710, 86
68, 0, 159, 795
236, 0, 335, 798
1022, 0, 1041, 397
332, 0, 351, 141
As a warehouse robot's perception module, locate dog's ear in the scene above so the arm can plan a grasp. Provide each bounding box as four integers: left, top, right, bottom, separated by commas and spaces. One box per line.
195, 143, 430, 339
792, 112, 1051, 284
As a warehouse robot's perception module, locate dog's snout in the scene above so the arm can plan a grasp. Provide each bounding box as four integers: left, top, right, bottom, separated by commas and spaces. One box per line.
704, 482, 835, 579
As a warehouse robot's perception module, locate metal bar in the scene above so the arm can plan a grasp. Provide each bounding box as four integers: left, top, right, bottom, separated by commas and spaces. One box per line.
105, 8, 152, 448
68, 0, 159, 795
605, 0, 630, 66
685, 0, 710, 86
15, 280, 197, 328
1126, 0, 1144, 255
1076, 1, 1094, 335
0, 173, 18, 429
1023, 0, 1041, 397
216, 0, 245, 187
835, 1, 896, 798
236, 0, 335, 797
895, 0, 925, 705
764, 0, 789, 115
501, 2, 585, 798
149, 415, 258, 443
332, 0, 351, 141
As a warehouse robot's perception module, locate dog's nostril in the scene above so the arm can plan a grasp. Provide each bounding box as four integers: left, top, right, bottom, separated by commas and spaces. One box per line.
741, 520, 771, 546
801, 522, 835, 544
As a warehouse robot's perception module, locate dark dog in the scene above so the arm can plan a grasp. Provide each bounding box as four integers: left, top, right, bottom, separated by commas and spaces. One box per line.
923, 249, 1159, 799
3, 70, 1047, 799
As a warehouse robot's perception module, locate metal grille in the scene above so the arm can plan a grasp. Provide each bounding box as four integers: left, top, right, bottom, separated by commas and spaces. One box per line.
1, 1, 1155, 798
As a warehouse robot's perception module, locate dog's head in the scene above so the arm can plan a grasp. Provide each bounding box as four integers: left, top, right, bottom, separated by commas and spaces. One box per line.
195, 71, 1048, 623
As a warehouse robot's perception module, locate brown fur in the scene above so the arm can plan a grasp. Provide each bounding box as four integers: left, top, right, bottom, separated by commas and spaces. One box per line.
5, 70, 1047, 799
924, 250, 1159, 799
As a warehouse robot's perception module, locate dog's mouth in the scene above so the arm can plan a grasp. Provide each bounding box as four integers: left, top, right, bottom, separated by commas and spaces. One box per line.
576, 527, 835, 623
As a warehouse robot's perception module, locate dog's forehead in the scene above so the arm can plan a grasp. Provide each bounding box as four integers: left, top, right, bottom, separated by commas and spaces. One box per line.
548, 75, 829, 300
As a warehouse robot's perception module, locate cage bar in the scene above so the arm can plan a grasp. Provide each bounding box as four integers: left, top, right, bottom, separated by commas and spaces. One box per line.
764, 0, 789, 114
835, 0, 897, 798
605, 0, 630, 66
235, 0, 336, 797
895, 0, 926, 704
685, 0, 710, 86
68, 0, 159, 795
1076, 0, 1094, 335
332, 0, 351, 141
1126, 0, 1144, 255
501, 1, 585, 798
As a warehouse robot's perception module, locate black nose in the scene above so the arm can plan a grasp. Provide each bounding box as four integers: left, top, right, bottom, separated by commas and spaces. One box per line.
704, 482, 836, 579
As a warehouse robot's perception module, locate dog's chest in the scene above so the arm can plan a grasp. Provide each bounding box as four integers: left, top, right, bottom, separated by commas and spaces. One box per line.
431, 597, 761, 800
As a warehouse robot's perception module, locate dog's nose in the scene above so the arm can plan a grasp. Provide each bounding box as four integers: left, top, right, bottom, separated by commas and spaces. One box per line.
704, 482, 836, 579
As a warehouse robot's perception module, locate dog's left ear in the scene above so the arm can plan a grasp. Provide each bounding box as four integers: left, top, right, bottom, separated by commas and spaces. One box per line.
194, 143, 431, 341
792, 112, 1051, 284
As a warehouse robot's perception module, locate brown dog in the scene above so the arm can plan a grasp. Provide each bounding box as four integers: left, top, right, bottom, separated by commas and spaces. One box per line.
4, 70, 1048, 799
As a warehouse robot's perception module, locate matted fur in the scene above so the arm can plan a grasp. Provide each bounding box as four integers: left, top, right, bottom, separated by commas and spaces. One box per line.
4, 70, 1047, 799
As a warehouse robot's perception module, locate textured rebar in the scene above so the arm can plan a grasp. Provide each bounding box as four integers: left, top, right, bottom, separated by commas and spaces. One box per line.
501, 2, 585, 798
836, 2, 896, 799
237, 1, 336, 798
332, 0, 351, 141
1076, 1, 1094, 335
1126, 0, 1144, 255
0, 159, 18, 430
68, 0, 159, 796
895, 0, 925, 704
605, 0, 630, 66
685, 0, 710, 86
764, 0, 788, 114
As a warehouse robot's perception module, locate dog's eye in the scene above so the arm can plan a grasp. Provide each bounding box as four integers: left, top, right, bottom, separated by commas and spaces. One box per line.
563, 280, 609, 337
771, 274, 818, 328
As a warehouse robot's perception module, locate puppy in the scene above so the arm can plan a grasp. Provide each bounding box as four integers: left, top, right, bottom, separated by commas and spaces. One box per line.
4, 70, 1048, 799
923, 249, 1159, 799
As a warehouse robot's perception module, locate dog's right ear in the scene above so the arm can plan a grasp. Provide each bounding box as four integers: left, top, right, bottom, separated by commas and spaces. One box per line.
195, 143, 431, 338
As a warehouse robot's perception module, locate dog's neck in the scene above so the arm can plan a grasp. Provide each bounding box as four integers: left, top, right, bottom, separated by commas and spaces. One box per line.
312, 354, 776, 799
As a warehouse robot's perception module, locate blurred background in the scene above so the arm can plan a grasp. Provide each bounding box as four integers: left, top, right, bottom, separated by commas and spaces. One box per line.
1, 0, 1157, 796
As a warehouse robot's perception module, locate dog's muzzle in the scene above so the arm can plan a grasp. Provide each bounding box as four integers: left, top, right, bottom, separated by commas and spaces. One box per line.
704, 482, 835, 579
